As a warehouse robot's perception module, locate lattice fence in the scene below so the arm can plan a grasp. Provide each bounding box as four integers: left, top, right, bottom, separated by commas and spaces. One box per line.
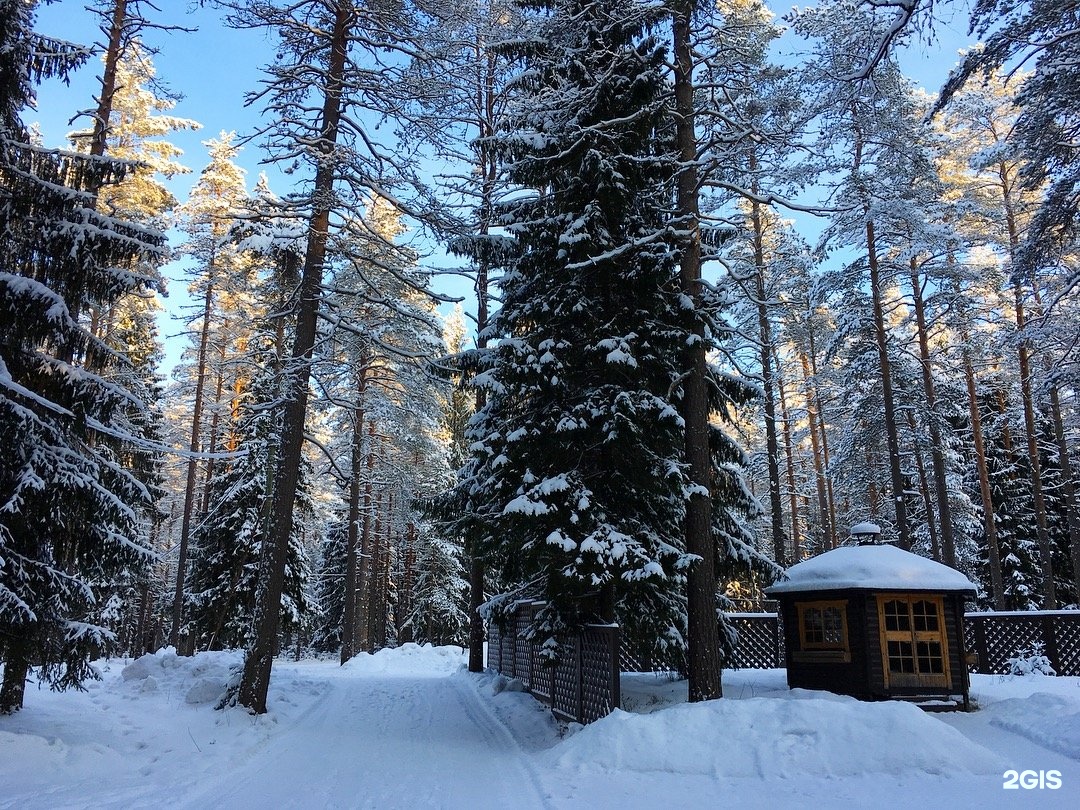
966, 612, 1080, 676
727, 613, 784, 669
486, 601, 620, 725
487, 608, 1080, 725
713, 611, 1080, 676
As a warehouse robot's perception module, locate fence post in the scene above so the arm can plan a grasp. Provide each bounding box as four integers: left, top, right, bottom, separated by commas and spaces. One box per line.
610, 627, 621, 711
1042, 613, 1062, 675
575, 634, 583, 724
969, 616, 988, 674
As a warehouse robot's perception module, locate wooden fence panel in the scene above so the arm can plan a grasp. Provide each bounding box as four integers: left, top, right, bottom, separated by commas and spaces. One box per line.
965, 611, 1080, 675
486, 608, 1080, 725
727, 614, 783, 669
485, 604, 620, 725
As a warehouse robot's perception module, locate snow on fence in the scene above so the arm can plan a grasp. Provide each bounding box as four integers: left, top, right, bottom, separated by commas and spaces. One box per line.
486, 600, 621, 725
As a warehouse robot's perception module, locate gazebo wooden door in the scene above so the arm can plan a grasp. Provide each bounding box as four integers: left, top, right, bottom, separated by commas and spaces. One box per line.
877, 595, 951, 689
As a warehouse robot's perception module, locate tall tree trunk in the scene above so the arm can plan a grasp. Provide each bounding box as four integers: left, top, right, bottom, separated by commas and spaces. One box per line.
170, 269, 214, 649
467, 28, 500, 673
908, 257, 955, 565
368, 488, 385, 650
341, 380, 366, 665
673, 0, 721, 702
238, 3, 354, 713
775, 354, 802, 561
866, 219, 911, 548
749, 179, 785, 566
201, 337, 227, 516
89, 0, 127, 160
805, 327, 838, 547
358, 421, 377, 652
799, 349, 832, 551
962, 337, 1006, 608
906, 410, 940, 560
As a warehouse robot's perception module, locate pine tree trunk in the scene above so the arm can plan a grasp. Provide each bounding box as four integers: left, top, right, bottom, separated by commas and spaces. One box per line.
749, 187, 785, 567
866, 219, 911, 548
961, 340, 1006, 608
799, 349, 833, 550
775, 355, 802, 560
805, 327, 838, 547
200, 341, 227, 516
357, 422, 376, 652
238, 3, 354, 714
909, 258, 955, 565
467, 35, 499, 674
171, 270, 214, 649
673, 0, 721, 702
368, 489, 384, 650
89, 1, 126, 159
906, 410, 940, 560
341, 390, 366, 665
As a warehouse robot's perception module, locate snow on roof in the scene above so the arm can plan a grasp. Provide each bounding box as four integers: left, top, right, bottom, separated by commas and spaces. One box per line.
765, 544, 977, 595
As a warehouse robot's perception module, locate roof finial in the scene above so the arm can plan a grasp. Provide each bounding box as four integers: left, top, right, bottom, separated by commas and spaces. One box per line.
849, 522, 882, 545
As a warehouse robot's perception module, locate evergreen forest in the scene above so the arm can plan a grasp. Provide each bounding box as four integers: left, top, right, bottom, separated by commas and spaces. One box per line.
1, 0, 1078, 713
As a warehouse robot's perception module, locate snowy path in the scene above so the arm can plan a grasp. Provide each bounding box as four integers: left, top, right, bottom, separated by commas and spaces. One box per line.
171, 665, 550, 810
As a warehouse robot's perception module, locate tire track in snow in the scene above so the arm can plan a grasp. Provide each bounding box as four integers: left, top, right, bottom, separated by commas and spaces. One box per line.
448, 673, 552, 809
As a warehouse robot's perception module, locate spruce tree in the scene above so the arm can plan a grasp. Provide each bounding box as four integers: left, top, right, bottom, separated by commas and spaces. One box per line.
0, 1, 166, 712
468, 0, 713, 666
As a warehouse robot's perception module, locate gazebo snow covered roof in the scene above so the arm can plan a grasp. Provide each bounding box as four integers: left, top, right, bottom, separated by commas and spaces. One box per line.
765, 544, 977, 596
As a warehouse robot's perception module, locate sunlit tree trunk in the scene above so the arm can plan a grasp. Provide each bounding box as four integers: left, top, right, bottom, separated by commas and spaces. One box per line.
673, 0, 721, 701
908, 257, 955, 565
749, 176, 785, 566
775, 353, 802, 560
961, 333, 1005, 608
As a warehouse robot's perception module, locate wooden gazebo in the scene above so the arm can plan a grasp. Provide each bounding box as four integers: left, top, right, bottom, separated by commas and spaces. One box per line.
764, 537, 977, 710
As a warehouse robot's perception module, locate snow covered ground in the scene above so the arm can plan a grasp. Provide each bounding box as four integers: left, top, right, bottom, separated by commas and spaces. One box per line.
1, 645, 1078, 808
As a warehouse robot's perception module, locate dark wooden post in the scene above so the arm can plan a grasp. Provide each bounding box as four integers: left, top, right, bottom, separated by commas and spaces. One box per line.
969, 616, 989, 674
610, 627, 621, 713
1042, 613, 1062, 675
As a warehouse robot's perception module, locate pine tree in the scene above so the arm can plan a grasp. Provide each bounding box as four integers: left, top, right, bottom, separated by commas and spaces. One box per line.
170, 132, 250, 649
937, 0, 1080, 278
793, 0, 929, 548
0, 1, 166, 712
310, 520, 347, 654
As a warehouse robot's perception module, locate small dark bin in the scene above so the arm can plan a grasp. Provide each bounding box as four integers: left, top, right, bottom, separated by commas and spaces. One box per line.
764, 542, 977, 710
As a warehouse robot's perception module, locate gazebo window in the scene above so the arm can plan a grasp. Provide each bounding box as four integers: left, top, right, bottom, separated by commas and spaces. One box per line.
797, 600, 849, 653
